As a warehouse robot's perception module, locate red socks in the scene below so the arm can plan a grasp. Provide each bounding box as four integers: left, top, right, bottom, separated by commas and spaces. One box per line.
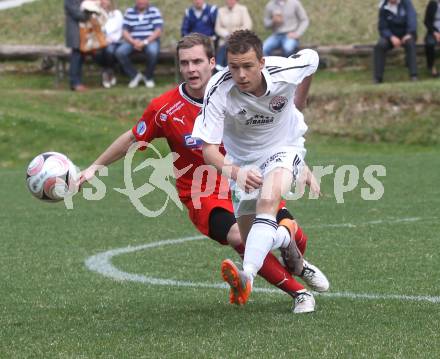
294, 224, 308, 255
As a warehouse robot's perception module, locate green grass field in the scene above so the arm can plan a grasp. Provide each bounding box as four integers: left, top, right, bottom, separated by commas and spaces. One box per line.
1, 70, 440, 357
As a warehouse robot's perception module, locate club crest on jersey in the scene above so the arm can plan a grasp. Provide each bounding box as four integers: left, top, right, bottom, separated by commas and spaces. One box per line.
136, 121, 147, 136
160, 113, 168, 121
269, 96, 288, 113
183, 134, 202, 149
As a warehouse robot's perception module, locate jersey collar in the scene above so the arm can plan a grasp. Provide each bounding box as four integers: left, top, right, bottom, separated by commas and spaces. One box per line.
179, 83, 203, 107
239, 68, 273, 98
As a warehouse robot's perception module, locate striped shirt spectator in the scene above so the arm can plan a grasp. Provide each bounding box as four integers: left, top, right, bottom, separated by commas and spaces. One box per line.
123, 4, 163, 40
115, 0, 163, 88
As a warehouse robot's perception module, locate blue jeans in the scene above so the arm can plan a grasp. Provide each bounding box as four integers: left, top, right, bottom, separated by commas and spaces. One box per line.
263, 33, 299, 57
115, 40, 160, 80
95, 42, 120, 71
69, 48, 84, 88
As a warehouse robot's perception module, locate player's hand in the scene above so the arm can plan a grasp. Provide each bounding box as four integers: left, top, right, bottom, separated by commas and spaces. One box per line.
298, 165, 322, 198
134, 40, 144, 51
78, 164, 100, 189
390, 36, 401, 48
237, 168, 263, 193
304, 166, 322, 198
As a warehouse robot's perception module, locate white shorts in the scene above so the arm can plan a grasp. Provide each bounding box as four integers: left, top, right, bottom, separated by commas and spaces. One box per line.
228, 145, 306, 217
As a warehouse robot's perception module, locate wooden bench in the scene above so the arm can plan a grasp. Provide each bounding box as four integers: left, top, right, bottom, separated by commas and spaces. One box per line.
0, 44, 178, 84
0, 43, 433, 83
268, 43, 427, 56
316, 43, 426, 56
0, 45, 70, 84
313, 43, 429, 68
264, 43, 431, 68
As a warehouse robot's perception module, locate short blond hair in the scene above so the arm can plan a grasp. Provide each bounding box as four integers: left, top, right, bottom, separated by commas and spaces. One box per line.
176, 33, 215, 60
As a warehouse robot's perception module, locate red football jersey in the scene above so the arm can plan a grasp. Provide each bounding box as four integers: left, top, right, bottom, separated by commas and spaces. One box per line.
132, 83, 230, 205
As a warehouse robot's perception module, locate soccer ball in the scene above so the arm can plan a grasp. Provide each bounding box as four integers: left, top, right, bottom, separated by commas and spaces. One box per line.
26, 152, 78, 202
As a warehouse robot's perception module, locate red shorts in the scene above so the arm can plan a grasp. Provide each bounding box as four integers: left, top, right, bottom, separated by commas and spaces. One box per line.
182, 196, 286, 238
183, 196, 234, 237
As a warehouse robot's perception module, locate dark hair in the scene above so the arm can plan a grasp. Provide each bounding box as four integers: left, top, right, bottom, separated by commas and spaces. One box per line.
226, 30, 263, 60
176, 33, 215, 60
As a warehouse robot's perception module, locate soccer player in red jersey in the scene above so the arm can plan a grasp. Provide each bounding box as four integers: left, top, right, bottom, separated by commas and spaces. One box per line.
80, 33, 327, 312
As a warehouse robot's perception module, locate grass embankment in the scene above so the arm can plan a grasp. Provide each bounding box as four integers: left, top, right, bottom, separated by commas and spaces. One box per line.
306, 70, 440, 145
1, 69, 439, 169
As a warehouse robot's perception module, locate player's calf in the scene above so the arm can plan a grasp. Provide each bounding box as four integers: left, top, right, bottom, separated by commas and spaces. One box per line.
278, 219, 304, 275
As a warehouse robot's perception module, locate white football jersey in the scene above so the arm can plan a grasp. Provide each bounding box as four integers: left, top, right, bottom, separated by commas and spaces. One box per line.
192, 49, 319, 163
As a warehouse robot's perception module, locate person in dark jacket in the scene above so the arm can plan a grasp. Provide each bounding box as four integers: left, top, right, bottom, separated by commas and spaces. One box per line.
181, 0, 217, 38
424, 0, 440, 77
373, 0, 418, 83
64, 0, 90, 91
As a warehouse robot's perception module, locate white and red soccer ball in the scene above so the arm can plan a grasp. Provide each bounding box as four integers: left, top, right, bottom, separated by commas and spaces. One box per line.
26, 152, 78, 202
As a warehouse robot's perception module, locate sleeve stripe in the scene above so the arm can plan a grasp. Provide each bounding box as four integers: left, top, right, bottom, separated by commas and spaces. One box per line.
202, 72, 232, 122
268, 64, 310, 75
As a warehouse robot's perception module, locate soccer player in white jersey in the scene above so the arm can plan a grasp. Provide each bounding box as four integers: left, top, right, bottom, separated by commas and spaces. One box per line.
192, 30, 329, 313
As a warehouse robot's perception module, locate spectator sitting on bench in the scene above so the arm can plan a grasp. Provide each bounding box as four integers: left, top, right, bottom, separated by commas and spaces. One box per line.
115, 0, 163, 88
214, 0, 252, 71
373, 0, 418, 83
262, 0, 309, 57
424, 0, 440, 77
95, 0, 123, 88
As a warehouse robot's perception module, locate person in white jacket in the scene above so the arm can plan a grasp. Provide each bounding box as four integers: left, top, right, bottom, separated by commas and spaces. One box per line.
96, 0, 123, 88
214, 0, 252, 70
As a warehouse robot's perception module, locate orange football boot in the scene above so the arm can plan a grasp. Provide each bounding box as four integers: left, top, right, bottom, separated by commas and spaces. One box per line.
221, 259, 252, 305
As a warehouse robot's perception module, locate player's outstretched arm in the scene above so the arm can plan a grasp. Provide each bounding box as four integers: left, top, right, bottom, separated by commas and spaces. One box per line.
202, 142, 233, 175
80, 129, 136, 185
294, 75, 313, 111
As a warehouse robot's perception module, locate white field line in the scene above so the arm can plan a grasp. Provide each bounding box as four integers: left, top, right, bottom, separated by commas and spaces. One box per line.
85, 220, 440, 304
306, 216, 438, 229
0, 0, 36, 10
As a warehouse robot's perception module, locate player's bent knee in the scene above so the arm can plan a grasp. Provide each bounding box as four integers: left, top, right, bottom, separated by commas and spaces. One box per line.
209, 208, 237, 246
226, 224, 242, 247
256, 198, 279, 214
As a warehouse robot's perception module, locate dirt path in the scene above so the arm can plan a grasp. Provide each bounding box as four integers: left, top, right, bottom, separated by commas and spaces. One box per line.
0, 0, 37, 11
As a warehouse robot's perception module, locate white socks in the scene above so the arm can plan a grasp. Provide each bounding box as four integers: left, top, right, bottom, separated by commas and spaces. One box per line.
243, 213, 276, 285
273, 225, 291, 249
242, 214, 277, 286
242, 214, 293, 286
